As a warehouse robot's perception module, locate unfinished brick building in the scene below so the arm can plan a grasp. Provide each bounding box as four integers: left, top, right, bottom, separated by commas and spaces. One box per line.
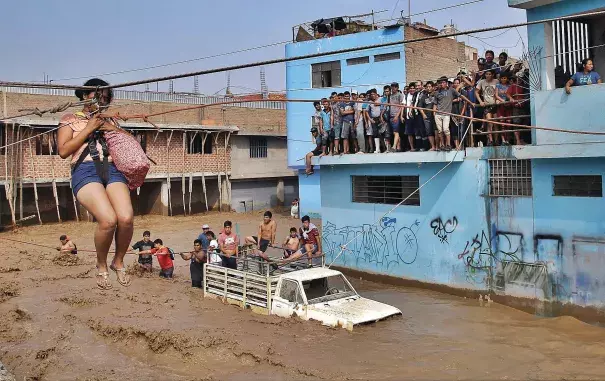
0, 88, 293, 228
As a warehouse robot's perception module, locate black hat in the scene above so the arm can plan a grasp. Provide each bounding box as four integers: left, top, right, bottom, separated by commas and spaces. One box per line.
75, 78, 111, 101
310, 127, 318, 133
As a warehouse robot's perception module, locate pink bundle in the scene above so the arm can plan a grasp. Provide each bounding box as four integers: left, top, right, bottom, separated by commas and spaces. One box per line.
104, 131, 150, 190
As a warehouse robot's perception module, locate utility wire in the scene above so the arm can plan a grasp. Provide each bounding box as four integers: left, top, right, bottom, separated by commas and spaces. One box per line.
377, 0, 485, 24
2, 9, 605, 92
51, 40, 290, 82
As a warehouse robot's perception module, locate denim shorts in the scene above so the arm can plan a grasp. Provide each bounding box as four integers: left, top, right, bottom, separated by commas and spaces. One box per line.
333, 121, 343, 139
71, 161, 128, 197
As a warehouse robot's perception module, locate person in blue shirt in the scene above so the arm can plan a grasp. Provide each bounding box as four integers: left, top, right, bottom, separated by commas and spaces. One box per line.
197, 224, 210, 252
319, 98, 333, 155
566, 58, 602, 94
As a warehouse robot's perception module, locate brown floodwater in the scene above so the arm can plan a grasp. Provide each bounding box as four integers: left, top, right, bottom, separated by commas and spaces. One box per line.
1, 212, 605, 380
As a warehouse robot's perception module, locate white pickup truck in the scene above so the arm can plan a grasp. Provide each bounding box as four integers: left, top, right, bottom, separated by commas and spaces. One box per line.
204, 258, 401, 330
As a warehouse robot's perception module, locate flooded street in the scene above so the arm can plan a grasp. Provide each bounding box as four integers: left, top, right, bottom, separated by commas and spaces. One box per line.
1, 212, 605, 380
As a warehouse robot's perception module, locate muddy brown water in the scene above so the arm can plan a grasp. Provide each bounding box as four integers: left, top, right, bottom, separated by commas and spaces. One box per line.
1, 212, 605, 380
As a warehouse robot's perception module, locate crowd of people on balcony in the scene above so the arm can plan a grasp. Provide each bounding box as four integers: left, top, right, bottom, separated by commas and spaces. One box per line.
306, 50, 536, 174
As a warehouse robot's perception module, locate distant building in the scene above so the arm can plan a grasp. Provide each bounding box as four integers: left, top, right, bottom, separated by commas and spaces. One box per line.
0, 88, 294, 226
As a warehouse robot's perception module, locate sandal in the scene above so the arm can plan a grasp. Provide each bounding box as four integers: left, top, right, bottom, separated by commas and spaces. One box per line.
96, 271, 112, 290
110, 264, 132, 287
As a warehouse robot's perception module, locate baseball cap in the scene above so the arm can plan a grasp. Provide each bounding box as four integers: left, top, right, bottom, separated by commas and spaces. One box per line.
310, 127, 318, 133
351, 90, 358, 95
202, 224, 210, 229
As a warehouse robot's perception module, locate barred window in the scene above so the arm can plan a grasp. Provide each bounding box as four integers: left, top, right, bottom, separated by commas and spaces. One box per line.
553, 175, 602, 197
249, 137, 268, 158
352, 176, 420, 206
489, 159, 532, 197
346, 56, 370, 66
374, 52, 401, 62
35, 130, 58, 155
187, 132, 212, 154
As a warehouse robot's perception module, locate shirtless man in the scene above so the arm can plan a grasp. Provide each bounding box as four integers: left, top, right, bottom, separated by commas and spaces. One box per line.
245, 211, 277, 261
286, 215, 322, 267
57, 235, 77, 255
282, 227, 300, 259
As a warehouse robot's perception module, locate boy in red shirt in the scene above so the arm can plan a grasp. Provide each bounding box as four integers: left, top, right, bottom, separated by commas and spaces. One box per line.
145, 239, 173, 278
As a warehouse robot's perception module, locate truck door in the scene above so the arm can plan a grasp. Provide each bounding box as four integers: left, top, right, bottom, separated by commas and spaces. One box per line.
272, 279, 304, 317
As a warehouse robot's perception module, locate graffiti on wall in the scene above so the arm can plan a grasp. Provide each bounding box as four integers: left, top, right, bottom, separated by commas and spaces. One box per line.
429, 216, 458, 244
323, 217, 420, 269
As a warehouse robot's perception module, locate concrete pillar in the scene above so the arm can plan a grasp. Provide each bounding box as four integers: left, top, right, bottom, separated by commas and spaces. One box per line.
153, 180, 170, 216
221, 177, 231, 211
276, 178, 285, 206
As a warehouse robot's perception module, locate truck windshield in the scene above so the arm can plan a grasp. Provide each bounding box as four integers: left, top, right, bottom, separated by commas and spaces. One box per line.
303, 275, 356, 304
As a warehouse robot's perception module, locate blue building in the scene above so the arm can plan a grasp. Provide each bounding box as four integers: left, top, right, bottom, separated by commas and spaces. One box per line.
286, 25, 406, 219
286, 2, 605, 316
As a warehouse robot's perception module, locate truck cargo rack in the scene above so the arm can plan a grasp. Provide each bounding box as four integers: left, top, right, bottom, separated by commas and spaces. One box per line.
203, 244, 325, 314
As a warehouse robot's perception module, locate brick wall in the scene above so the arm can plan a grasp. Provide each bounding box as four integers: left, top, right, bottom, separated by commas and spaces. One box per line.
405, 26, 478, 83
1, 92, 286, 133
0, 127, 232, 182
0, 91, 288, 183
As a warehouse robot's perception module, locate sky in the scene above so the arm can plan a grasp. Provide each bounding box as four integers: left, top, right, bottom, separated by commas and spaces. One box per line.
1, 0, 528, 95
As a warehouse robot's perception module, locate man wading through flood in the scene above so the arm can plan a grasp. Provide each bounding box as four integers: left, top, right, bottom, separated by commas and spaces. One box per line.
57, 78, 133, 289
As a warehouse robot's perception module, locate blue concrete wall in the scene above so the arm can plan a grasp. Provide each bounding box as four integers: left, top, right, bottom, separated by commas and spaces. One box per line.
298, 169, 322, 219
321, 156, 605, 308
525, 0, 605, 21
533, 85, 605, 145
285, 28, 405, 168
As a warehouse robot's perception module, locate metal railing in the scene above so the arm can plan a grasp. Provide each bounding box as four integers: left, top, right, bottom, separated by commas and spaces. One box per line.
0, 86, 285, 110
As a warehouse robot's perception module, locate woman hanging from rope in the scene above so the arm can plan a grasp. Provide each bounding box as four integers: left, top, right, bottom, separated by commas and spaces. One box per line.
57, 78, 133, 289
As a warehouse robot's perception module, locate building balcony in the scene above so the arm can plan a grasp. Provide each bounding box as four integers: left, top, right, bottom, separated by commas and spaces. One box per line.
312, 150, 463, 166
532, 84, 605, 152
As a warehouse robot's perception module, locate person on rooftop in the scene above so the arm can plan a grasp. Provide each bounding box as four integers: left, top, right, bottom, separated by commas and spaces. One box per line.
565, 58, 602, 94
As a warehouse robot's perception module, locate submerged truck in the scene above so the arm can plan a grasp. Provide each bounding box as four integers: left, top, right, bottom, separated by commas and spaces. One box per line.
203, 253, 401, 330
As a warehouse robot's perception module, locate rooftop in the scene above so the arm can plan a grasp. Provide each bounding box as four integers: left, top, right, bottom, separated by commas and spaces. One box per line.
281, 267, 344, 282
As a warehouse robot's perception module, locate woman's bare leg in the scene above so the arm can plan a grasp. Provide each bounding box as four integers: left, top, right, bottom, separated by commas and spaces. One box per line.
76, 183, 118, 273
106, 182, 134, 270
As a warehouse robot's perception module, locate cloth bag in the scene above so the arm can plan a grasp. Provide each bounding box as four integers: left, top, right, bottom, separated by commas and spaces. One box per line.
104, 130, 150, 190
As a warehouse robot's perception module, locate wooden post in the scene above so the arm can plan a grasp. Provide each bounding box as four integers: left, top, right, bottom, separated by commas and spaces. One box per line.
12, 125, 19, 218
18, 129, 24, 221
48, 131, 61, 222
201, 132, 209, 212
5, 124, 16, 227
188, 131, 198, 215
27, 138, 42, 224
215, 132, 222, 211
166, 130, 173, 216
224, 131, 232, 210
181, 131, 186, 216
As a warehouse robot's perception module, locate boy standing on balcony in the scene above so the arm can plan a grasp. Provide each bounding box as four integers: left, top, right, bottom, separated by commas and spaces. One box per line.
319, 98, 332, 155
340, 91, 356, 154
331, 94, 343, 155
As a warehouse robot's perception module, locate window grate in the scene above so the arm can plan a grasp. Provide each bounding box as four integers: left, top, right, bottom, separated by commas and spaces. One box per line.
374, 52, 401, 62
249, 137, 268, 158
488, 159, 532, 197
186, 132, 213, 154
553, 175, 602, 197
346, 56, 370, 66
352, 176, 420, 206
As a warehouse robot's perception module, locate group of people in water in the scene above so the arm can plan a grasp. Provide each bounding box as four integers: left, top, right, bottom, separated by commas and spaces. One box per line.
57, 211, 322, 289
